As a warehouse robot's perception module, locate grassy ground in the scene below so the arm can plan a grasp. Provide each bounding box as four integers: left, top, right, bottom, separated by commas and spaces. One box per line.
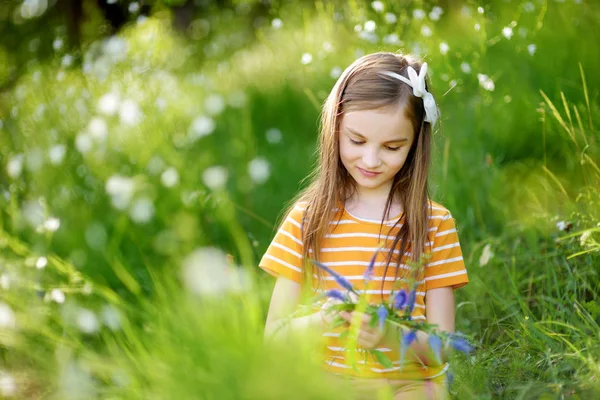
0, 1, 599, 398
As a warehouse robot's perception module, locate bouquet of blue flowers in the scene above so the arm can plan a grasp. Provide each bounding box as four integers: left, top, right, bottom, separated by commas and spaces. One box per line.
311, 252, 474, 370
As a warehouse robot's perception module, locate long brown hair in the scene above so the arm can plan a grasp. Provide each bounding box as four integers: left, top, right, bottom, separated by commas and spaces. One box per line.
281, 52, 433, 289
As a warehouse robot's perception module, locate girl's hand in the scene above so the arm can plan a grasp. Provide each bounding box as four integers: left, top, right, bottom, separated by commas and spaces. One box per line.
319, 297, 345, 327
339, 310, 386, 350
319, 292, 359, 328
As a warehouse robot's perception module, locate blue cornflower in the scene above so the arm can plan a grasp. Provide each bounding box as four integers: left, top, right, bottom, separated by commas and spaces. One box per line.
428, 334, 443, 363
449, 336, 473, 354
363, 251, 378, 282
325, 289, 347, 303
407, 289, 417, 313
399, 330, 417, 364
376, 305, 388, 331
392, 289, 408, 310
312, 260, 356, 293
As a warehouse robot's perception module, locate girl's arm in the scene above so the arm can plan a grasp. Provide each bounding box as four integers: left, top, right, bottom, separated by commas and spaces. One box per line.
264, 276, 326, 340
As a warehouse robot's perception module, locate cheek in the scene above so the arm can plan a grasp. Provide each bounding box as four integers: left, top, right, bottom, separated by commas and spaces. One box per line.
385, 150, 410, 170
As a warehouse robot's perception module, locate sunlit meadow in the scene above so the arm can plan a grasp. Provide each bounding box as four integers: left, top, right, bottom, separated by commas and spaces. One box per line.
0, 0, 599, 398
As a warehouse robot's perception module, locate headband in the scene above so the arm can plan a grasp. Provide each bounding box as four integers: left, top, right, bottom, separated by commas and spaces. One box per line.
380, 62, 439, 128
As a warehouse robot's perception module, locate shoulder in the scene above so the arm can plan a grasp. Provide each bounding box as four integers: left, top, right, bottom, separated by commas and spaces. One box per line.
427, 200, 457, 229
281, 200, 308, 226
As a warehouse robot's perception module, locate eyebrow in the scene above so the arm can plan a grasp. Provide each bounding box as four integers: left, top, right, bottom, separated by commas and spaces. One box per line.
346, 127, 409, 143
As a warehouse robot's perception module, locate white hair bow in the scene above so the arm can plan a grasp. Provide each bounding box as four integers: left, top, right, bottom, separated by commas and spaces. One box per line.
380, 62, 439, 128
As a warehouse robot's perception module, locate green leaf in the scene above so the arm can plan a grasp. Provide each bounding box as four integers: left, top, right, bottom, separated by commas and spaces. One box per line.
371, 350, 394, 369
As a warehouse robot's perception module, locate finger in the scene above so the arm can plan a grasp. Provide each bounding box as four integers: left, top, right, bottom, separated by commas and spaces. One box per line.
339, 311, 352, 322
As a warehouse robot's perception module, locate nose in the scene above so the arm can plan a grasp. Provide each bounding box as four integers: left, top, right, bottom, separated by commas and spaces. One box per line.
362, 147, 381, 169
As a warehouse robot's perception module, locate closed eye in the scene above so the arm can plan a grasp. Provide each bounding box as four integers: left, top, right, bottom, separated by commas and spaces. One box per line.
349, 138, 364, 145
385, 146, 401, 151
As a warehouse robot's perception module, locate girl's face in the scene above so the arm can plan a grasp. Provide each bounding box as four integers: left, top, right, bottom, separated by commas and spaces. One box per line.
339, 106, 415, 197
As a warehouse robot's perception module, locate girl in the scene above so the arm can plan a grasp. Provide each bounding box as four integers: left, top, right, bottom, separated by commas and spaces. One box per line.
259, 52, 469, 399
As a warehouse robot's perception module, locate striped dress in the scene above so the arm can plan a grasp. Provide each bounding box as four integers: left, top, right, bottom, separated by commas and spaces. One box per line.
259, 200, 469, 380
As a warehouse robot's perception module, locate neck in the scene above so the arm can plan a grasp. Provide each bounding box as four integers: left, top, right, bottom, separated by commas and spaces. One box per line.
345, 183, 402, 219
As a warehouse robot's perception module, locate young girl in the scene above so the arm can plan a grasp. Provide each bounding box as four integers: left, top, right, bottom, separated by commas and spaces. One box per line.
259, 52, 469, 399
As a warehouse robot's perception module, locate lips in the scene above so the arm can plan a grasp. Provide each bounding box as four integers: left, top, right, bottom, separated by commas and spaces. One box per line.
358, 167, 382, 177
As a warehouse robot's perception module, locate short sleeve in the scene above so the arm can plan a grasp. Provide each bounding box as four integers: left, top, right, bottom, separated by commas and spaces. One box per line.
258, 203, 306, 283
425, 211, 469, 290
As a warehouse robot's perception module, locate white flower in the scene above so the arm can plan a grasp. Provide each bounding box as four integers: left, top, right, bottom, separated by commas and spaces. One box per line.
301, 53, 312, 65
204, 94, 225, 116
383, 33, 402, 46
103, 36, 128, 61
188, 116, 215, 140
161, 167, 179, 188
556, 220, 567, 231
322, 41, 333, 52
474, 23, 481, 31
50, 288, 65, 304
97, 92, 120, 116
53, 38, 64, 50
330, 66, 342, 79
358, 31, 378, 43
271, 18, 283, 29
0, 274, 10, 290
477, 6, 484, 14
61, 54, 73, 67
6, 155, 23, 178
105, 175, 135, 210
87, 117, 108, 141
523, 2, 535, 12
421, 25, 433, 37
429, 6, 443, 21
384, 12, 397, 24
181, 247, 238, 296
25, 147, 44, 172
48, 144, 66, 165
477, 74, 495, 91
75, 133, 93, 154
502, 27, 513, 39
42, 216, 60, 232
202, 166, 228, 190
0, 303, 16, 329
0, 371, 16, 397
439, 42, 449, 55
20, 0, 48, 19
76, 308, 99, 334
528, 44, 537, 56
371, 1, 384, 13
128, 1, 139, 13
22, 199, 45, 228
36, 256, 47, 269
364, 20, 376, 33
266, 128, 282, 144
479, 244, 494, 266
248, 157, 270, 184
413, 9, 426, 20
119, 99, 143, 125
101, 305, 121, 330
460, 62, 472, 74
129, 197, 154, 224
580, 231, 592, 247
